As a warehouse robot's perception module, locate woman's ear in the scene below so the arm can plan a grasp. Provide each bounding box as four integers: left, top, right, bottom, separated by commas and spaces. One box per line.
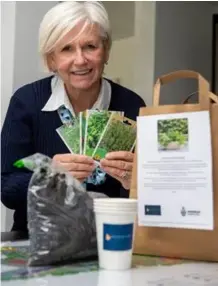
47, 53, 56, 72
104, 52, 109, 65
103, 40, 110, 64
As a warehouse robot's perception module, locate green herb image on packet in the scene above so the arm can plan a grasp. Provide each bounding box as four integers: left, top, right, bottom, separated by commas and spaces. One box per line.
79, 111, 87, 154
56, 118, 80, 154
92, 114, 136, 161
83, 110, 112, 157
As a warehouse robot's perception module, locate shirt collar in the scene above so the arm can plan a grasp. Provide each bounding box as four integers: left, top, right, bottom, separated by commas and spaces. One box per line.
41, 75, 111, 117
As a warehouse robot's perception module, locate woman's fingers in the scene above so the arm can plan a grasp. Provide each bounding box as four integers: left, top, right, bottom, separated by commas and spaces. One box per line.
58, 162, 95, 172
102, 166, 131, 190
52, 154, 95, 180
69, 171, 93, 179
105, 151, 134, 161
100, 159, 132, 171
100, 151, 134, 190
101, 166, 124, 178
53, 153, 95, 164
52, 152, 134, 188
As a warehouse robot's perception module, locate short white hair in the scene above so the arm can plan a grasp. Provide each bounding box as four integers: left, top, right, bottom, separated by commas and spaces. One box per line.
39, 1, 112, 71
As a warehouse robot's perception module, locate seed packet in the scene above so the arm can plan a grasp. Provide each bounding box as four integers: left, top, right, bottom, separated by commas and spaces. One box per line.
83, 110, 112, 156
92, 114, 136, 161
56, 117, 80, 154
83, 110, 124, 157
79, 111, 87, 155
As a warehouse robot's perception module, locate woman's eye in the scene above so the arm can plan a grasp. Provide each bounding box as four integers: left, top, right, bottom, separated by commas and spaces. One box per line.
86, 44, 97, 50
61, 45, 73, 52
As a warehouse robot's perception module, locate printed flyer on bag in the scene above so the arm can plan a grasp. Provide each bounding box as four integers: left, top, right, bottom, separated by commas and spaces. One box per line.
137, 110, 214, 230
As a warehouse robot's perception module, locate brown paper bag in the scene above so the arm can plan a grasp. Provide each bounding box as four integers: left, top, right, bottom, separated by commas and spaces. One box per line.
130, 70, 218, 261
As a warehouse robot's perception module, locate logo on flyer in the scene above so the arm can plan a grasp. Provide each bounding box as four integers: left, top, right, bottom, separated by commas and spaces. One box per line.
181, 207, 187, 216
144, 205, 161, 216
181, 207, 201, 217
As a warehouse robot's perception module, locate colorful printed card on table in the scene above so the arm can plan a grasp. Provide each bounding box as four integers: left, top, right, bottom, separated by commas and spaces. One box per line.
92, 114, 136, 161
56, 118, 80, 154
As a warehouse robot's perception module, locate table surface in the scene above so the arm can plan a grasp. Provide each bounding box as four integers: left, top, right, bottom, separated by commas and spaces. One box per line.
1, 232, 218, 286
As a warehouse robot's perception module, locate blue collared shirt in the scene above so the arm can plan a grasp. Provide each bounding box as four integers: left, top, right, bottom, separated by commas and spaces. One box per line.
41, 75, 111, 115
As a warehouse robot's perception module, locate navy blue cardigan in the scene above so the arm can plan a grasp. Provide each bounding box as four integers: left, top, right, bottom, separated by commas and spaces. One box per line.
1, 76, 145, 231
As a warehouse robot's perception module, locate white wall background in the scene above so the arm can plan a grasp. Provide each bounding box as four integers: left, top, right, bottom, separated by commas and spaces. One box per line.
105, 1, 216, 105
105, 36, 135, 90
1, 1, 16, 126
104, 1, 156, 106
103, 1, 135, 41
13, 1, 57, 91
133, 1, 156, 106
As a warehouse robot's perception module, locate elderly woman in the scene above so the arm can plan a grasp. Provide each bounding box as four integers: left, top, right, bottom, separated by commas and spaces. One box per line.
1, 1, 146, 231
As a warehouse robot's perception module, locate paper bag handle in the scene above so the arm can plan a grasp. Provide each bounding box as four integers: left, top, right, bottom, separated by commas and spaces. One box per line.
182, 91, 218, 104
153, 70, 210, 109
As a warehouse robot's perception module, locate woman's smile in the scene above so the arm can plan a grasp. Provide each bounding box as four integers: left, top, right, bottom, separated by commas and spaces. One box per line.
70, 68, 93, 76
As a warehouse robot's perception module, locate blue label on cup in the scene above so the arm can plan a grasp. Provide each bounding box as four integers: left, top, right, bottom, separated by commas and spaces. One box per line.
103, 223, 133, 251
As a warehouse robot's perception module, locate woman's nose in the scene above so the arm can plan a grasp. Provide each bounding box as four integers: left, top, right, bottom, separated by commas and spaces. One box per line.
74, 50, 86, 65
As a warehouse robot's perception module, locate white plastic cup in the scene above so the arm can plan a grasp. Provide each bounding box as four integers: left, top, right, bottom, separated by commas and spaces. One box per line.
94, 206, 137, 212
94, 199, 137, 211
94, 199, 137, 213
94, 208, 136, 213
94, 198, 137, 271
94, 207, 137, 214
94, 198, 137, 206
94, 203, 137, 208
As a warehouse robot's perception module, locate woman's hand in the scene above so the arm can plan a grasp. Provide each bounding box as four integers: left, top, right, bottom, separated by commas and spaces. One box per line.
53, 154, 95, 183
100, 151, 134, 190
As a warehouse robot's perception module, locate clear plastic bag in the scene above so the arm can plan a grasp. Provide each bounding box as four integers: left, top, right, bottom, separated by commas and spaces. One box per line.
15, 153, 107, 266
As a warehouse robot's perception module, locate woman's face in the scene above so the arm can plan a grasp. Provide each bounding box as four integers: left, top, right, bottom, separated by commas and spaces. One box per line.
49, 22, 109, 91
